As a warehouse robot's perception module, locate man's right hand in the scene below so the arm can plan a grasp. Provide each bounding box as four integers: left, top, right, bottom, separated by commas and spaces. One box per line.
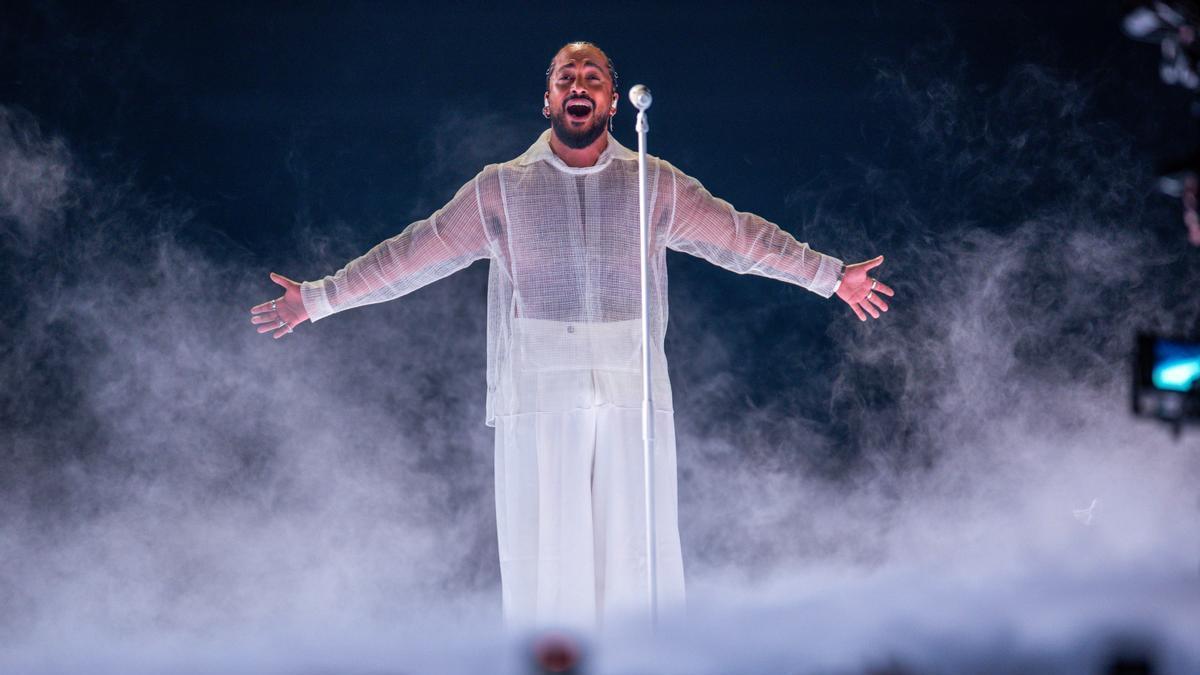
249, 272, 309, 339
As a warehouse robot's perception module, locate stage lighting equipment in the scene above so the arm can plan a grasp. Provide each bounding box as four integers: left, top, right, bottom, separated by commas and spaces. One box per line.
1123, 2, 1200, 245
1123, 1, 1200, 89
1133, 333, 1200, 433
1154, 157, 1200, 244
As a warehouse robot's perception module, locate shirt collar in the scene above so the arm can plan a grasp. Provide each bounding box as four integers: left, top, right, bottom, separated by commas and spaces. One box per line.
515, 129, 636, 171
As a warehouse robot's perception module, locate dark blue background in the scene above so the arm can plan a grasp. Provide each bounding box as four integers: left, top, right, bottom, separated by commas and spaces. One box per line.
1, 0, 1192, 466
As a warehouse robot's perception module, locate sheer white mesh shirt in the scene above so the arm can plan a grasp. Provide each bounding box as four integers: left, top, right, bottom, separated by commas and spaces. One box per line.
299, 130, 844, 425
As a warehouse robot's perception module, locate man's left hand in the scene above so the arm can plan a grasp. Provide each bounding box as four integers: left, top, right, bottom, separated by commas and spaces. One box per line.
835, 255, 894, 321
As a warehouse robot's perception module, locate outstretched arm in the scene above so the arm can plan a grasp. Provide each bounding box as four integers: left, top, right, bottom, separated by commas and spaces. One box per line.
665, 164, 844, 297
249, 172, 492, 338
299, 176, 491, 321
665, 164, 892, 320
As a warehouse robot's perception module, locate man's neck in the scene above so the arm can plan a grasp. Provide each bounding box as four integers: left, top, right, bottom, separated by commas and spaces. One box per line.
548, 130, 608, 168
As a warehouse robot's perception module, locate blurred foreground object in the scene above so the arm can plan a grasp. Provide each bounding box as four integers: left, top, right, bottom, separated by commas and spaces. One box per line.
1122, 1, 1200, 244
1132, 333, 1200, 435
1123, 0, 1200, 88
1155, 163, 1200, 245
530, 631, 585, 674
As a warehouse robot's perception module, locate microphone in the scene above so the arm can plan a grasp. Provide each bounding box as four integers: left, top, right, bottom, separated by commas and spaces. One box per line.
629, 85, 652, 111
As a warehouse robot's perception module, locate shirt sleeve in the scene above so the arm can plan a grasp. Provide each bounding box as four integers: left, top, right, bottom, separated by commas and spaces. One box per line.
664, 163, 844, 298
299, 172, 492, 322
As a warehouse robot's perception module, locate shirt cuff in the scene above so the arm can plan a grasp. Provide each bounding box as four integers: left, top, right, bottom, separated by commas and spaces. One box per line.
810, 254, 845, 299
300, 279, 335, 323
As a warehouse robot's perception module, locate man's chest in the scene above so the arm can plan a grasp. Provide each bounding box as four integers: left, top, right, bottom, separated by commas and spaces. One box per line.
504, 174, 642, 256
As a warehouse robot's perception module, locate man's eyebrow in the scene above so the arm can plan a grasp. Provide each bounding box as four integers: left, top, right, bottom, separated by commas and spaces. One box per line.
555, 60, 606, 73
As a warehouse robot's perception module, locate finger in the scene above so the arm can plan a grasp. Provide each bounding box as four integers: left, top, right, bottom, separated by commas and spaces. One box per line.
867, 292, 889, 312
873, 280, 895, 297
250, 300, 279, 314
251, 314, 279, 325
270, 272, 292, 288
272, 322, 294, 339
257, 320, 287, 334
851, 302, 866, 321
861, 299, 880, 319
862, 255, 884, 271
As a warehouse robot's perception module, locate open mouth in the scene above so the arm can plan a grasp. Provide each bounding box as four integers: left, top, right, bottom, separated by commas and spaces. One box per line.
565, 99, 593, 120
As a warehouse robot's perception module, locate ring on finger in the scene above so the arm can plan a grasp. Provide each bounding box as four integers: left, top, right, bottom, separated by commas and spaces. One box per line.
870, 279, 878, 291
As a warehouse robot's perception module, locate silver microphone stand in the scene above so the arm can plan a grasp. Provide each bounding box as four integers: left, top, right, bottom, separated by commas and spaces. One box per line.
629, 83, 657, 626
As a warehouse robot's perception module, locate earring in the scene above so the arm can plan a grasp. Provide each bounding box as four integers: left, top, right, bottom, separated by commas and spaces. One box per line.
543, 106, 551, 119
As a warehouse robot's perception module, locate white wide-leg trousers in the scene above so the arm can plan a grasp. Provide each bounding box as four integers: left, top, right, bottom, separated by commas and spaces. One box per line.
493, 383, 686, 631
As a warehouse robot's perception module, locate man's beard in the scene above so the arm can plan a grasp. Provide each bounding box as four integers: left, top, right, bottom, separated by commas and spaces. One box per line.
550, 107, 610, 150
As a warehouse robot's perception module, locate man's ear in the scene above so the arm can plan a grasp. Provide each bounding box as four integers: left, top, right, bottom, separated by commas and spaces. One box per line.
544, 93, 550, 107
610, 91, 618, 112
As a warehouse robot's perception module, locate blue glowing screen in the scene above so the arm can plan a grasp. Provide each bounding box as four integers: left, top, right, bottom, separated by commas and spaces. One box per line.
1152, 340, 1200, 392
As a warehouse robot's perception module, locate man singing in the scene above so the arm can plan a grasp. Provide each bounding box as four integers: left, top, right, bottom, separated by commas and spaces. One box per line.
250, 41, 893, 631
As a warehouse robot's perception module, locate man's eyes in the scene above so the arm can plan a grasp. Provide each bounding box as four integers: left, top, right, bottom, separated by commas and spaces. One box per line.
557, 72, 604, 82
